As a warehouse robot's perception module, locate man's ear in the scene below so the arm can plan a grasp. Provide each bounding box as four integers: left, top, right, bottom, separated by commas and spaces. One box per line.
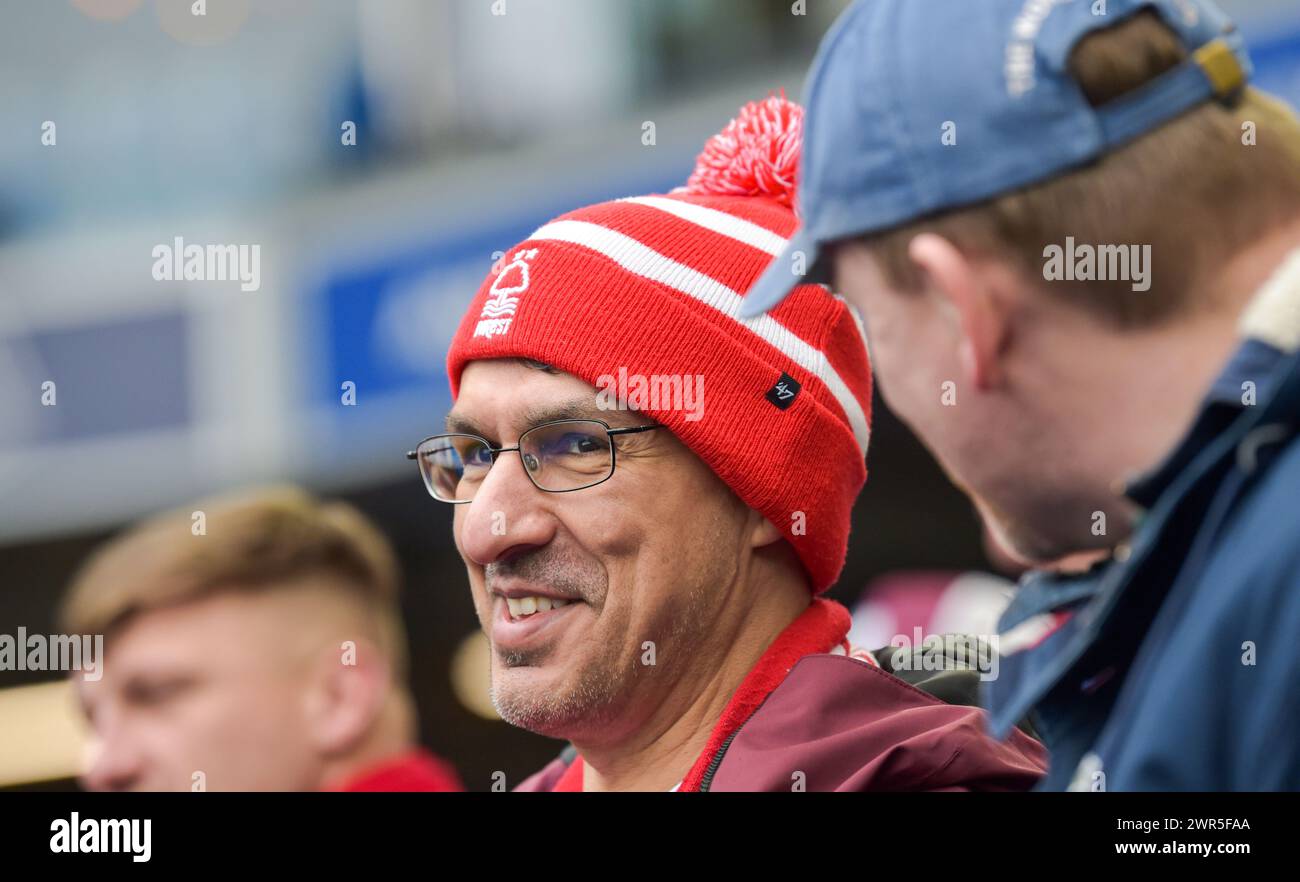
908, 233, 1010, 390
301, 637, 391, 757
749, 510, 785, 549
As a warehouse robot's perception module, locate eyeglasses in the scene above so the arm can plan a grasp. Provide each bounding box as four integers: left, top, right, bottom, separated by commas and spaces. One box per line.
407, 418, 660, 503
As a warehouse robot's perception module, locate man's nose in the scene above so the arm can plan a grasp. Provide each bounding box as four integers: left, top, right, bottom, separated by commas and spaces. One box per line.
457, 449, 557, 566
81, 722, 145, 792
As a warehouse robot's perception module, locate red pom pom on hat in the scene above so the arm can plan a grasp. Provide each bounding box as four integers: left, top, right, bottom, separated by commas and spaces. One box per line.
680, 93, 802, 209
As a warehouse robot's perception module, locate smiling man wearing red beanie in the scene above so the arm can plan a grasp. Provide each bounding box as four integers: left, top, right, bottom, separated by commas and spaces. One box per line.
413, 97, 1045, 791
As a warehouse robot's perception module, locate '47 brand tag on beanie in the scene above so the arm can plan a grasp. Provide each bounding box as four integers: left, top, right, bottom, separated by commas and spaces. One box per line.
446, 96, 872, 593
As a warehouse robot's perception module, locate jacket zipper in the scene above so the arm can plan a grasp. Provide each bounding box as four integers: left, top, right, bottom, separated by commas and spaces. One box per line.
696, 668, 797, 791
697, 726, 742, 792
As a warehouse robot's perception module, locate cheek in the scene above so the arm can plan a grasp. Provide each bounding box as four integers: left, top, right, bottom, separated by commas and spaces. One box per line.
567, 494, 646, 559
628, 482, 745, 590
866, 309, 949, 426
452, 509, 489, 605
570, 488, 692, 623
198, 677, 298, 741
452, 507, 470, 560
137, 686, 239, 771
868, 332, 924, 421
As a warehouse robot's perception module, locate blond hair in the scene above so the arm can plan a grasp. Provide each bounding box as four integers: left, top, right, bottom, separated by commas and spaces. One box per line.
60, 486, 409, 676
863, 11, 1300, 328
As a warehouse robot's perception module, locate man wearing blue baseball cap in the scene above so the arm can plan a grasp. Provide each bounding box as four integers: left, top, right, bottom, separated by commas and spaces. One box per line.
743, 0, 1300, 790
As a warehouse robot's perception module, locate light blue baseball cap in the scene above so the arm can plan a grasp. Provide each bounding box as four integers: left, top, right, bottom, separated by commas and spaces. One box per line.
739, 0, 1252, 317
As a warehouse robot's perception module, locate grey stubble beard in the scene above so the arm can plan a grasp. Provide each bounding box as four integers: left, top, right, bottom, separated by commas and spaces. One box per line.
488, 567, 716, 743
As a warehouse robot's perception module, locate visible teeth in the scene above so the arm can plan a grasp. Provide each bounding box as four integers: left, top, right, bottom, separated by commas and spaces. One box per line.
506, 595, 574, 619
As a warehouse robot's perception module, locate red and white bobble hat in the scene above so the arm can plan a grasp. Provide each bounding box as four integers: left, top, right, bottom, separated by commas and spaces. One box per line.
446, 96, 872, 593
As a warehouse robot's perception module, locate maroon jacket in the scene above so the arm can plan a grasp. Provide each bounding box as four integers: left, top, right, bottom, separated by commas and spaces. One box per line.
517, 599, 1046, 791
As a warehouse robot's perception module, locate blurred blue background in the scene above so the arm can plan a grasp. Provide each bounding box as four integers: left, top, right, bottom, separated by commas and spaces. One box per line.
1, 0, 1298, 790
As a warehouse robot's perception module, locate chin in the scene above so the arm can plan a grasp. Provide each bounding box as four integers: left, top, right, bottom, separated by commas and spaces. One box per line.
996, 513, 1111, 569
973, 497, 1060, 568
489, 667, 560, 729
491, 690, 572, 738
491, 662, 626, 741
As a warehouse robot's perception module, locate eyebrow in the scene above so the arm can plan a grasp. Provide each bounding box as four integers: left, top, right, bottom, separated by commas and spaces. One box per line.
445, 396, 651, 438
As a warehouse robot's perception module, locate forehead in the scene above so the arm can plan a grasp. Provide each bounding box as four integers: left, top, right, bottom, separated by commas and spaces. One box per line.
97, 593, 282, 677
448, 360, 642, 436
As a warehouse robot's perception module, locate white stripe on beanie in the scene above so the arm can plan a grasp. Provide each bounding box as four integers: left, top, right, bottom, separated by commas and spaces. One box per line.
618, 195, 788, 257
529, 218, 871, 455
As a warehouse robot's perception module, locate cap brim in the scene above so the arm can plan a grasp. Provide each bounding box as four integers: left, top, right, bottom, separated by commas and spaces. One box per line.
739, 228, 830, 317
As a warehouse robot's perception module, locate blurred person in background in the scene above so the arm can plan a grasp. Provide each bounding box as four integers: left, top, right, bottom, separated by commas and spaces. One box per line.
848, 570, 1014, 653
743, 0, 1300, 789
61, 486, 462, 792
412, 97, 1046, 791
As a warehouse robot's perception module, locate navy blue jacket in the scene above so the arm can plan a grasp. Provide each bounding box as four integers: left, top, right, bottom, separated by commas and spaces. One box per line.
985, 296, 1300, 790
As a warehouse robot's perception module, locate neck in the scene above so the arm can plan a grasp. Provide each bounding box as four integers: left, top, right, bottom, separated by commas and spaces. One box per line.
575, 571, 809, 792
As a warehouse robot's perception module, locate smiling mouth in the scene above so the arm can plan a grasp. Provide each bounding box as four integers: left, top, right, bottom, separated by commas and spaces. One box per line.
490, 593, 584, 657
503, 595, 574, 620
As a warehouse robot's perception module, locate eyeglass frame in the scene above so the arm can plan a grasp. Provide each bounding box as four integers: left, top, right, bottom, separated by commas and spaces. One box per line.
406, 418, 661, 503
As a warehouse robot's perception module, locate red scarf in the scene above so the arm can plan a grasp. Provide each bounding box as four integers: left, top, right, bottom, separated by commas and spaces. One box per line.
552, 598, 852, 792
